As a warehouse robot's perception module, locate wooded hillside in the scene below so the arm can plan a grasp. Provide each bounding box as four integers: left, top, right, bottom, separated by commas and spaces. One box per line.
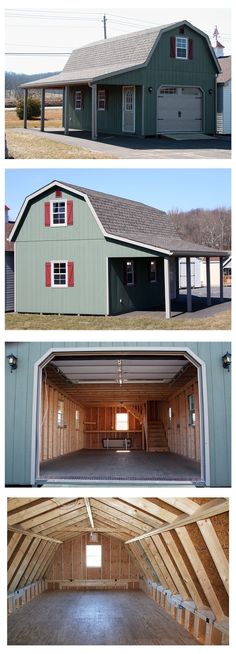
169, 208, 231, 250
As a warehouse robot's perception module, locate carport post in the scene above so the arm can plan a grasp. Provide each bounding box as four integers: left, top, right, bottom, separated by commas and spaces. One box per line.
219, 257, 224, 301
164, 258, 171, 319
206, 257, 211, 306
186, 256, 192, 312
91, 83, 98, 140
64, 85, 69, 135
40, 88, 45, 132
23, 89, 28, 128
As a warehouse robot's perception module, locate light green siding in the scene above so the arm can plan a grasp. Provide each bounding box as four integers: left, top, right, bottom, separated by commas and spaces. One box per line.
15, 188, 163, 315
68, 25, 218, 135
5, 342, 231, 487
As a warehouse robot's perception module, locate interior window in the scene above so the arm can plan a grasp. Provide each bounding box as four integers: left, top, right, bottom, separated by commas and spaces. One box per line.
116, 412, 129, 431
86, 544, 102, 567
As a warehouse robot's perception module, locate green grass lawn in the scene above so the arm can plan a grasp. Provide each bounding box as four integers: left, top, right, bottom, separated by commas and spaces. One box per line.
5, 309, 231, 331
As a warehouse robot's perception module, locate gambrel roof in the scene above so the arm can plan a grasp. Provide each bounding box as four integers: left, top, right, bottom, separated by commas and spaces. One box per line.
217, 56, 231, 84
21, 20, 220, 88
9, 181, 228, 257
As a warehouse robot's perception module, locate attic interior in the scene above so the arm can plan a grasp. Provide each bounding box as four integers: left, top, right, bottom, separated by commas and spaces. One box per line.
7, 497, 229, 646
38, 351, 202, 484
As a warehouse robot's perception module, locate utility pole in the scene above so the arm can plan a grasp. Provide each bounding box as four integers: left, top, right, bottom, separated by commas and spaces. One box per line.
102, 14, 107, 39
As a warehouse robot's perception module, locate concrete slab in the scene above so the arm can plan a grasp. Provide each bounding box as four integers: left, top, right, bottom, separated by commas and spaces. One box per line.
159, 132, 216, 141
40, 450, 201, 483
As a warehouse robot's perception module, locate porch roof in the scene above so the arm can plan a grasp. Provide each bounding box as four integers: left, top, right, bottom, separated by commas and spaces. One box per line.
21, 20, 220, 89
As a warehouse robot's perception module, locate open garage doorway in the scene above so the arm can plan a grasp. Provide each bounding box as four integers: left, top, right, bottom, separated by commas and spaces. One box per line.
33, 347, 209, 485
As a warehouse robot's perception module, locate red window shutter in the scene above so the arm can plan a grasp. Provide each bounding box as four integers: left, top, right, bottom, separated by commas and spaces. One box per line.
45, 262, 51, 287
44, 202, 50, 226
188, 38, 193, 59
68, 261, 74, 287
170, 36, 176, 58
55, 190, 62, 197
105, 89, 108, 110
67, 200, 73, 225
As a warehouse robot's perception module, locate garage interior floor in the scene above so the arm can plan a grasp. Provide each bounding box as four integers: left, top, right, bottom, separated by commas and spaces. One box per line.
39, 449, 201, 482
7, 590, 198, 646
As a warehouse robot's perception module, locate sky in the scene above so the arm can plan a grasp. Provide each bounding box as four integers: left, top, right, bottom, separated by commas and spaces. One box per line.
5, 169, 231, 221
5, 3, 231, 75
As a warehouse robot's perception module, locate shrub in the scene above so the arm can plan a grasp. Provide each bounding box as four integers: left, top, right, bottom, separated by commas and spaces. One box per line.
16, 95, 41, 120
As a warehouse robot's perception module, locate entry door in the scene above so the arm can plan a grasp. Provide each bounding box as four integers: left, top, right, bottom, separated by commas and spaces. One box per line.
157, 86, 202, 133
122, 86, 135, 133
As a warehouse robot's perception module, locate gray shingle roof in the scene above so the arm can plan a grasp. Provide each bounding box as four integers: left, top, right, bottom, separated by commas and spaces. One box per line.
62, 182, 228, 256
5, 223, 15, 252
217, 56, 231, 83
21, 20, 220, 88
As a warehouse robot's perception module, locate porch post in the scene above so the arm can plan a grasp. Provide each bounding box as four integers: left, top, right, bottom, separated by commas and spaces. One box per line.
206, 256, 211, 306
23, 88, 28, 129
219, 256, 224, 301
40, 88, 45, 132
141, 85, 145, 136
164, 258, 171, 319
175, 256, 179, 298
186, 256, 192, 312
91, 83, 97, 140
64, 85, 69, 135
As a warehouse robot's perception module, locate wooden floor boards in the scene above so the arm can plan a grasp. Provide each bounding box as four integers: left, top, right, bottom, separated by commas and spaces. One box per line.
8, 590, 198, 645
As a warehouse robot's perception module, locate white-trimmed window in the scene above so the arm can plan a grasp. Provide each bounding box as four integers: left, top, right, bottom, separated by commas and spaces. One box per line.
98, 89, 106, 110
51, 201, 67, 226
176, 37, 188, 59
86, 544, 102, 567
75, 409, 80, 430
168, 407, 172, 423
57, 400, 64, 428
188, 393, 196, 426
52, 261, 68, 287
116, 412, 129, 431
125, 90, 134, 111
125, 260, 135, 285
149, 260, 158, 283
75, 90, 83, 110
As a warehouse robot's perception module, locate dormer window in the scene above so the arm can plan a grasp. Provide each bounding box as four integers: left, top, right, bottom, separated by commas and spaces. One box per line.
176, 37, 188, 59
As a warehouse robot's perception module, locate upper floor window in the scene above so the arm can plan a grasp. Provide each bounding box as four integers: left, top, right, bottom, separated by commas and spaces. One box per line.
52, 201, 66, 225
75, 90, 83, 110
125, 260, 135, 285
176, 37, 188, 59
98, 89, 106, 110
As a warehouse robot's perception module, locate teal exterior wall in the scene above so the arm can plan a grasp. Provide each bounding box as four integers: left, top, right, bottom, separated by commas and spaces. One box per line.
68, 25, 217, 135
5, 341, 231, 487
109, 257, 164, 314
14, 187, 163, 315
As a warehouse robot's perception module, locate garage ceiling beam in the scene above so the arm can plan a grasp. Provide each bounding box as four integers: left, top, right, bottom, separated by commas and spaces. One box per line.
8, 526, 62, 544
84, 498, 94, 529
125, 499, 228, 543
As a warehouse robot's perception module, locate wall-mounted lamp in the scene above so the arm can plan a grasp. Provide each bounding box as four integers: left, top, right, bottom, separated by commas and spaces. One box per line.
7, 353, 18, 372
222, 351, 231, 372
148, 86, 153, 93
208, 89, 213, 95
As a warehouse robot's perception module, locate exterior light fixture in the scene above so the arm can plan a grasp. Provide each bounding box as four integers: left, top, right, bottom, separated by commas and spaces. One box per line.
208, 89, 213, 95
148, 86, 153, 93
222, 351, 231, 372
7, 353, 18, 372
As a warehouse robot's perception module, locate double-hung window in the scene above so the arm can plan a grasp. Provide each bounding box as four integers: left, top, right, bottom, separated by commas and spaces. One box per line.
176, 37, 188, 59
149, 260, 158, 283
52, 201, 66, 225
98, 89, 106, 110
75, 90, 83, 110
125, 260, 135, 285
52, 262, 67, 287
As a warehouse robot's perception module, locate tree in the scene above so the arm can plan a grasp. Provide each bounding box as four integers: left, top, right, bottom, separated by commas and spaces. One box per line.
16, 95, 41, 120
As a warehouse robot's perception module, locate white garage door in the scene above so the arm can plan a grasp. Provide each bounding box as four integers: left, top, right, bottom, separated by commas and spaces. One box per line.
157, 86, 202, 133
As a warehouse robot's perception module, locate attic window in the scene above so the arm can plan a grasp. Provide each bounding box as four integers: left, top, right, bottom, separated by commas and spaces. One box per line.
176, 37, 188, 59
52, 201, 66, 225
86, 544, 102, 568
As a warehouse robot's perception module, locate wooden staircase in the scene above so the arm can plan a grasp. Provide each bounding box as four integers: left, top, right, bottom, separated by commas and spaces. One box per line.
148, 421, 169, 452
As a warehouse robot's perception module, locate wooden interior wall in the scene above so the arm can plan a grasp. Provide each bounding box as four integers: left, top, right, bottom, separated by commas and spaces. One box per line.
159, 376, 200, 460
46, 534, 140, 589
84, 407, 142, 449
40, 381, 85, 461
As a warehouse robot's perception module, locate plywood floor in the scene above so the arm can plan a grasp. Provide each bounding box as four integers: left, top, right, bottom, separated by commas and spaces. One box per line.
8, 591, 198, 645
40, 450, 201, 482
